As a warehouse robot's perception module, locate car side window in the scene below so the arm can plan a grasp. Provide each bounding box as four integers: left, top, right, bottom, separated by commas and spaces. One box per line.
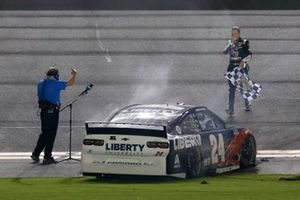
179, 113, 200, 134
211, 113, 226, 130
195, 110, 225, 131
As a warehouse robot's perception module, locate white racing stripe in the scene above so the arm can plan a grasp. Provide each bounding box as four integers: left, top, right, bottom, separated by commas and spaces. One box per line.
0, 150, 299, 160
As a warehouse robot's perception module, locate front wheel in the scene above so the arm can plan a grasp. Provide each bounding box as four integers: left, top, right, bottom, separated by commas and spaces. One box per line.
240, 136, 256, 168
186, 147, 204, 178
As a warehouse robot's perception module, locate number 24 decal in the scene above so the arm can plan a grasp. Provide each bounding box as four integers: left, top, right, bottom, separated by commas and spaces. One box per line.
209, 134, 225, 164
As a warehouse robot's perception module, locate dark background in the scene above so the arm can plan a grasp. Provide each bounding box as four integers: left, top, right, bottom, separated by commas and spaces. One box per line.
0, 0, 299, 10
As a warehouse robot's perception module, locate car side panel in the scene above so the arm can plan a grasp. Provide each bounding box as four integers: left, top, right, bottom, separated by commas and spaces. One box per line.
199, 128, 236, 172
166, 134, 201, 175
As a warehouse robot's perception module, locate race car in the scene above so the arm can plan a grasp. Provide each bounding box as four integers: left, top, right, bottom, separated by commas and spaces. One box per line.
81, 103, 256, 178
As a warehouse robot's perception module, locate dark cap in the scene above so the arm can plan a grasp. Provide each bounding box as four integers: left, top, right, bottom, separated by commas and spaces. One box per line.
46, 67, 59, 77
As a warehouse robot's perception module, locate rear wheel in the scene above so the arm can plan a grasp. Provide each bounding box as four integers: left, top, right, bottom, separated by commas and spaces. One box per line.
240, 136, 256, 168
96, 174, 104, 179
186, 147, 204, 178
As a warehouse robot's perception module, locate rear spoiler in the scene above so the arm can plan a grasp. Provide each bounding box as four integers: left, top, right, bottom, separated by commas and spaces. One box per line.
85, 121, 167, 138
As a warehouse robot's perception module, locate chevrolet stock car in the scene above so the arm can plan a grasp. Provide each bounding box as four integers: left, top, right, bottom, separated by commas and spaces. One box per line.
81, 104, 256, 178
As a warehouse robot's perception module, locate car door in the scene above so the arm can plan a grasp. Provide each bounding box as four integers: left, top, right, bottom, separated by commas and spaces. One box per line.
167, 111, 202, 174
194, 108, 234, 169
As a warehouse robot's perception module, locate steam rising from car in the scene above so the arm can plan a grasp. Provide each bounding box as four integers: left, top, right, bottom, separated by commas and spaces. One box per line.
129, 59, 173, 104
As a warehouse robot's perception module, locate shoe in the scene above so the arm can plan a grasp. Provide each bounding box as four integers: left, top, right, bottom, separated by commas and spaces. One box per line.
31, 154, 40, 163
43, 157, 58, 165
245, 104, 251, 112
225, 109, 234, 116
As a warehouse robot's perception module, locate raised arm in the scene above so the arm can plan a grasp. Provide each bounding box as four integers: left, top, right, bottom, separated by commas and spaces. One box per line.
67, 68, 77, 87
223, 40, 232, 54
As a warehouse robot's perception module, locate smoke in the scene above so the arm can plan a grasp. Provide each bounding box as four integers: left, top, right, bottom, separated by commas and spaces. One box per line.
129, 58, 174, 104
85, 59, 174, 121
193, 11, 235, 115
86, 11, 240, 121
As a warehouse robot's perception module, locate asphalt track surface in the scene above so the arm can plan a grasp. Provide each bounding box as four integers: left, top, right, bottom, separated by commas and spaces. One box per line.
0, 151, 299, 177
0, 10, 299, 176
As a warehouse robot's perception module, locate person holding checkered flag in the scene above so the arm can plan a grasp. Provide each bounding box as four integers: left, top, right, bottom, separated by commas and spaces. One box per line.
223, 26, 258, 116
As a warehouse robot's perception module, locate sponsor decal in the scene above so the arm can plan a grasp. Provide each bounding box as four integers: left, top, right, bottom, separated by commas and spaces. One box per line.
110, 136, 116, 140
173, 154, 181, 169
155, 151, 164, 156
104, 151, 144, 156
175, 126, 182, 135
174, 135, 202, 150
105, 143, 145, 152
127, 108, 179, 114
185, 135, 202, 148
92, 160, 154, 166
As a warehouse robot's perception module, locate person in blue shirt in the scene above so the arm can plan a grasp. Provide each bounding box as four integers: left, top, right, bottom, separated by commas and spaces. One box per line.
31, 67, 77, 164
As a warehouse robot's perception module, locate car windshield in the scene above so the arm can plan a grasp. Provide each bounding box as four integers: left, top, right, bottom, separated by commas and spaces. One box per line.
110, 107, 181, 125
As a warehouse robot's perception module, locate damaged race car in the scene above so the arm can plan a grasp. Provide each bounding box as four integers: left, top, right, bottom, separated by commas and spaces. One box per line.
81, 104, 256, 178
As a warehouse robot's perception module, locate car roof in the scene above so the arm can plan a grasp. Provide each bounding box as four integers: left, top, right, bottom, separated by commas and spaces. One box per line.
120, 103, 195, 113
108, 103, 207, 124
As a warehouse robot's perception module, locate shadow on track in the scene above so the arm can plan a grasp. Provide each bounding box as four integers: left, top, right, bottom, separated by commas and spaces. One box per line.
78, 175, 182, 184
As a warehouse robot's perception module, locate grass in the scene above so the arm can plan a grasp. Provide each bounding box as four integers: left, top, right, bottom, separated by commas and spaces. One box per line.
0, 173, 299, 200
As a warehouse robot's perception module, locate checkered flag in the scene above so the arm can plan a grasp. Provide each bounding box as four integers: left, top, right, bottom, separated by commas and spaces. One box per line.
225, 67, 262, 102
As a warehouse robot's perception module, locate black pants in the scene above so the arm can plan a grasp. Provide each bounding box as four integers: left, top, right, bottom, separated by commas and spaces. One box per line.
33, 108, 59, 159
227, 64, 250, 112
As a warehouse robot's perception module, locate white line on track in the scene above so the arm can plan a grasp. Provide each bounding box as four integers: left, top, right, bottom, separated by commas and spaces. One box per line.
258, 150, 300, 154
0, 152, 81, 160
0, 150, 299, 160
1, 125, 85, 129
257, 150, 300, 158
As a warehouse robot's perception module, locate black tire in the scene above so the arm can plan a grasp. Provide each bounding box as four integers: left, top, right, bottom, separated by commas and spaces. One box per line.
95, 174, 104, 179
240, 136, 256, 168
186, 147, 204, 178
